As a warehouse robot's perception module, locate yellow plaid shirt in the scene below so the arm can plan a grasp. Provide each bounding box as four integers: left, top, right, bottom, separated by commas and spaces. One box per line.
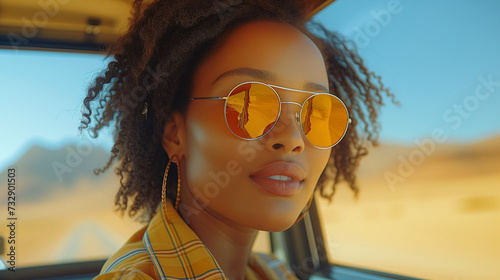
94, 201, 298, 280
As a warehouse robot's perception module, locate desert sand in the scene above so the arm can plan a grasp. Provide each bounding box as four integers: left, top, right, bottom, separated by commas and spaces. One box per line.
1, 136, 498, 279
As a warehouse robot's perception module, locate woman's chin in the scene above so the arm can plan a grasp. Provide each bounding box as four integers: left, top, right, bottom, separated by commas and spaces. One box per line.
252, 215, 299, 232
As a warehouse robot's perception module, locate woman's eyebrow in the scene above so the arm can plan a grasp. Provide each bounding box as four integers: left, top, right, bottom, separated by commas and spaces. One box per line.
212, 67, 329, 92
212, 67, 276, 85
304, 82, 329, 92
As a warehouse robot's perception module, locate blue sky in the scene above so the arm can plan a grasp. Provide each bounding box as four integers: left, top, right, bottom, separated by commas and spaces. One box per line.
1, 0, 500, 170
314, 0, 500, 143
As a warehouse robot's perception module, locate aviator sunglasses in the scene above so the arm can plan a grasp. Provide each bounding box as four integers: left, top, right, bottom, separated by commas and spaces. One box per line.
189, 81, 351, 149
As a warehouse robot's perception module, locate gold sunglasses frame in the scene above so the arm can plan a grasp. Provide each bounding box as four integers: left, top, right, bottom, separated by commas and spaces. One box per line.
189, 81, 351, 149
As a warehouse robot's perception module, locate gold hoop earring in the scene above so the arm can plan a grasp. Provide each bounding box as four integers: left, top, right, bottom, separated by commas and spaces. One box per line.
293, 195, 313, 225
161, 156, 181, 223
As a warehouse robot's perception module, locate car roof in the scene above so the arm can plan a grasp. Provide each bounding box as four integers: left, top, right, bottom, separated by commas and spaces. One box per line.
0, 0, 334, 53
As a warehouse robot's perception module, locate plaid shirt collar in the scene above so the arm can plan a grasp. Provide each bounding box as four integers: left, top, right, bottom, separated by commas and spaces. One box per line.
143, 201, 228, 279
143, 201, 297, 280
102, 200, 298, 280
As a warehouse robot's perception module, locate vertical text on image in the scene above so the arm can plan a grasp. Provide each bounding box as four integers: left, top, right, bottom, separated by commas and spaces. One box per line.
6, 168, 17, 272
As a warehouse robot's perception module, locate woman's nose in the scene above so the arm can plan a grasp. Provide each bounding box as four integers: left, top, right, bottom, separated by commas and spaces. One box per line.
264, 105, 305, 154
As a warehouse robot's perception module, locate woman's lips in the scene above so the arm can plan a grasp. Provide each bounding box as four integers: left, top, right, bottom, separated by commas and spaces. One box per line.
249, 162, 306, 196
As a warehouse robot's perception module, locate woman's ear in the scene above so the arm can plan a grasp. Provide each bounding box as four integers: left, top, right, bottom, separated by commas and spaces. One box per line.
162, 111, 186, 160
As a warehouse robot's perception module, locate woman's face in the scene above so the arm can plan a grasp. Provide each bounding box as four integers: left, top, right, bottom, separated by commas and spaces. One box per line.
182, 20, 331, 231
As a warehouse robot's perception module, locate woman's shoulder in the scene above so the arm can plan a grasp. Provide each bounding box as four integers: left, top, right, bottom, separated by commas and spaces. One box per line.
93, 269, 155, 280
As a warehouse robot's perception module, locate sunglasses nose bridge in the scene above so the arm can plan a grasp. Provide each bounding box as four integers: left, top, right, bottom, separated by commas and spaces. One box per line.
279, 100, 302, 119
278, 101, 304, 137
280, 101, 302, 111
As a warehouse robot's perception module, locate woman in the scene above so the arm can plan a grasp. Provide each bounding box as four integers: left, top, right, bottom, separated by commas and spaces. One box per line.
81, 0, 393, 279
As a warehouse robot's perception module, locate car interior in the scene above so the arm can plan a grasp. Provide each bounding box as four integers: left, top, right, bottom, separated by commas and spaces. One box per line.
1, 0, 498, 280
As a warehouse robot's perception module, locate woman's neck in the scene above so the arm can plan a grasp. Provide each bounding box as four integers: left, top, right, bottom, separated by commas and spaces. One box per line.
179, 189, 258, 280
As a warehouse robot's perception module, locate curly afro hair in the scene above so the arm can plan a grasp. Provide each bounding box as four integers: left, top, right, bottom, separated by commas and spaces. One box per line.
80, 0, 395, 221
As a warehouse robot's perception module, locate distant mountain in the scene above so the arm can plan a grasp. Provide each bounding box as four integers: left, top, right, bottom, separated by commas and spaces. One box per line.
356, 134, 500, 182
0, 143, 114, 202
2, 135, 499, 203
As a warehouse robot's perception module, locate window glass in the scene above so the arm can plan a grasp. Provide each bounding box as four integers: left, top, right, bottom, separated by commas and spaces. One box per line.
0, 50, 145, 267
313, 1, 500, 280
0, 49, 271, 268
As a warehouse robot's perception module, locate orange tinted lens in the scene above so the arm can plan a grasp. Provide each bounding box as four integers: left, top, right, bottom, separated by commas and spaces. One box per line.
301, 94, 349, 148
225, 83, 280, 139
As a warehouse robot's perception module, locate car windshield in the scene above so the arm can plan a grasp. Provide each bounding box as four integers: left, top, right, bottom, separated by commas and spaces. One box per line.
1, 1, 499, 279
